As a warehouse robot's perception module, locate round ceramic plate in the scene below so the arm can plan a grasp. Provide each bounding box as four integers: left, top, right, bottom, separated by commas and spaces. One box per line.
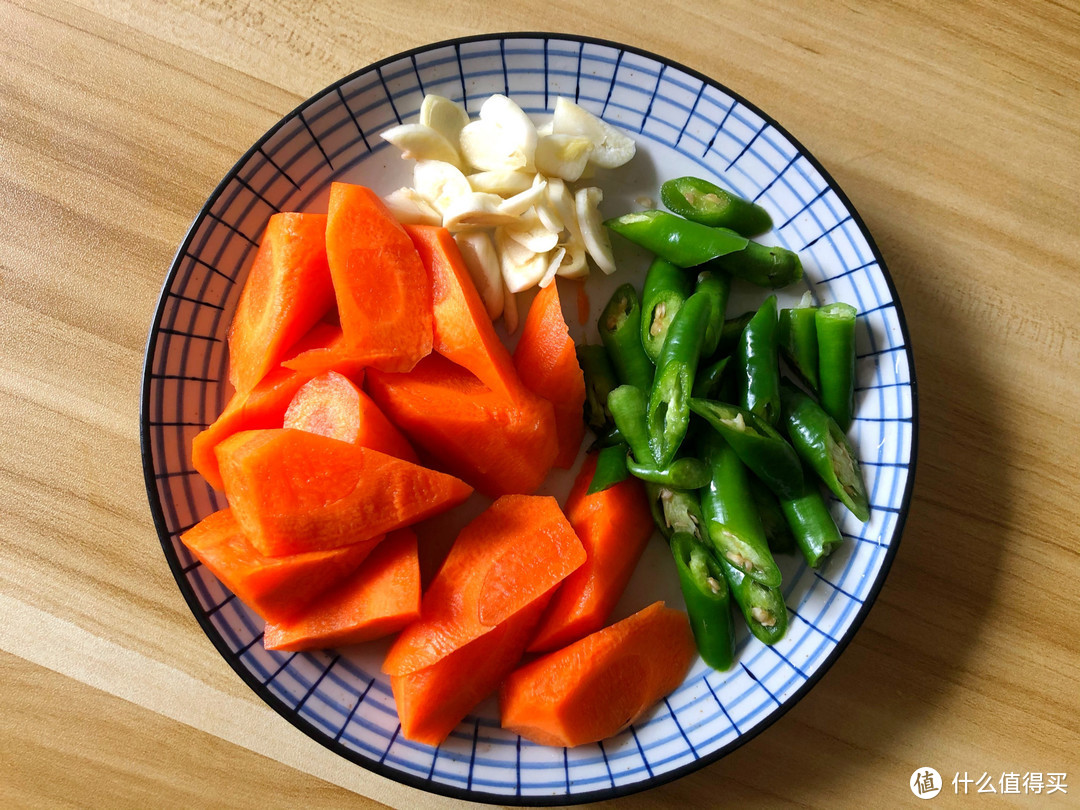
142, 33, 917, 804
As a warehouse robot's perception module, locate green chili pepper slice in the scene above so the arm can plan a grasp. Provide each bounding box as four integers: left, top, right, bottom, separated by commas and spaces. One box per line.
607, 384, 653, 465
647, 484, 707, 540
699, 431, 783, 588
604, 210, 749, 267
670, 531, 735, 670
640, 257, 692, 363
660, 176, 773, 237
646, 291, 712, 467
738, 294, 781, 426
708, 239, 803, 289
780, 381, 870, 522
587, 444, 631, 495
626, 456, 711, 489
689, 398, 804, 498
749, 474, 795, 555
779, 473, 844, 567
692, 356, 730, 400
815, 302, 858, 431
577, 344, 619, 436
715, 311, 754, 358
694, 269, 731, 358
778, 301, 820, 392
598, 284, 654, 392
717, 555, 789, 645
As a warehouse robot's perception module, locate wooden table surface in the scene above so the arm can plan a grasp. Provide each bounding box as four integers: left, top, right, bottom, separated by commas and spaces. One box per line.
4, 0, 1079, 807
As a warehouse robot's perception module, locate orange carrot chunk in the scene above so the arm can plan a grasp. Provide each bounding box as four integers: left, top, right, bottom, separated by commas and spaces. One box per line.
367, 354, 558, 497
179, 509, 378, 624
263, 528, 421, 651
284, 371, 418, 462
500, 602, 697, 748
217, 428, 472, 557
391, 597, 549, 747
513, 280, 587, 468
326, 183, 433, 372
403, 224, 521, 400
279, 324, 367, 380
228, 213, 336, 395
192, 323, 353, 490
528, 453, 654, 652
383, 494, 585, 678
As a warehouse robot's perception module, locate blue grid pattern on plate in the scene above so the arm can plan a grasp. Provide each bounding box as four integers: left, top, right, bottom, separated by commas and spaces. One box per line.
144, 34, 915, 804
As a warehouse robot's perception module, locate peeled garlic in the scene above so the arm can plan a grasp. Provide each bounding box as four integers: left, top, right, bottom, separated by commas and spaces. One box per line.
556, 238, 589, 279
380, 123, 462, 168
498, 177, 548, 218
534, 134, 594, 181
419, 94, 469, 147
496, 227, 550, 292
441, 192, 519, 231
575, 187, 617, 274
382, 187, 442, 225
459, 94, 538, 172
552, 97, 636, 169
539, 246, 567, 288
504, 208, 560, 253
454, 231, 504, 319
468, 170, 535, 196
412, 160, 472, 214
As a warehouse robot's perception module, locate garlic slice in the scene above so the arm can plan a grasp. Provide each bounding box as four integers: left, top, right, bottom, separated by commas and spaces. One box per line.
534, 134, 594, 181
467, 170, 535, 196
552, 97, 636, 169
419, 94, 469, 147
454, 231, 504, 319
505, 208, 560, 253
412, 160, 472, 214
497, 177, 548, 218
496, 227, 550, 293
459, 94, 538, 172
539, 246, 567, 288
382, 187, 442, 225
575, 186, 616, 274
380, 123, 462, 168
536, 196, 564, 234
555, 238, 589, 279
547, 178, 581, 241
442, 192, 519, 231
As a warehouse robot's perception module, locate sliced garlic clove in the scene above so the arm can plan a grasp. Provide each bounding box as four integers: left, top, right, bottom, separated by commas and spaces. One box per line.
505, 208, 560, 253
459, 120, 528, 172
495, 227, 550, 293
552, 97, 636, 169
539, 246, 566, 288
555, 238, 589, 279
479, 94, 537, 170
534, 133, 594, 181
536, 120, 554, 137
382, 187, 442, 226
467, 170, 535, 196
547, 177, 581, 241
454, 231, 504, 319
380, 123, 462, 168
536, 196, 564, 234
497, 178, 548, 218
412, 160, 472, 214
419, 94, 470, 147
442, 192, 519, 231
575, 186, 617, 274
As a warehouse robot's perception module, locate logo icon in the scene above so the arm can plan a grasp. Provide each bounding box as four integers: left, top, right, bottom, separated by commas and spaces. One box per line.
911, 767, 942, 799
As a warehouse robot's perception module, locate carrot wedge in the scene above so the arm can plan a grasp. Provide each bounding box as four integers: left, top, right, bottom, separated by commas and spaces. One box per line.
228, 213, 336, 395
284, 371, 418, 462
500, 602, 697, 748
367, 354, 558, 497
513, 280, 587, 468
528, 453, 654, 652
217, 429, 472, 557
264, 528, 421, 651
179, 509, 378, 624
327, 183, 433, 372
391, 597, 548, 747
404, 224, 521, 400
383, 494, 585, 677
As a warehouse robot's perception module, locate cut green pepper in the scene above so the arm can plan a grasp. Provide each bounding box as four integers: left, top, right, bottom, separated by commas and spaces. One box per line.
670, 531, 735, 670
715, 311, 754, 358
780, 382, 870, 522
647, 484, 706, 540
708, 240, 803, 289
738, 295, 781, 426
640, 257, 692, 363
626, 456, 710, 489
778, 300, 819, 392
689, 398, 803, 498
699, 431, 782, 588
692, 356, 730, 400
779, 474, 844, 567
717, 555, 789, 645
815, 302, 858, 431
604, 210, 749, 267
607, 384, 653, 465
695, 269, 731, 358
587, 444, 631, 495
660, 176, 773, 237
749, 474, 795, 555
577, 344, 619, 436
598, 284, 654, 392
646, 291, 712, 467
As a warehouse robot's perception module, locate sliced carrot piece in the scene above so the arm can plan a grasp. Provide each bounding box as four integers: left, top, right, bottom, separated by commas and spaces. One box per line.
513, 280, 587, 468
217, 428, 472, 557
403, 224, 520, 399
326, 183, 432, 371
279, 324, 367, 379
500, 602, 697, 747
391, 597, 548, 747
366, 354, 558, 497
228, 213, 336, 395
263, 528, 421, 651
283, 371, 418, 462
528, 453, 654, 652
383, 494, 585, 677
179, 509, 378, 624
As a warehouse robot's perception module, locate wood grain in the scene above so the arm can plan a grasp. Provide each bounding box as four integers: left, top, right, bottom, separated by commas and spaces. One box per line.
3, 0, 1078, 807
